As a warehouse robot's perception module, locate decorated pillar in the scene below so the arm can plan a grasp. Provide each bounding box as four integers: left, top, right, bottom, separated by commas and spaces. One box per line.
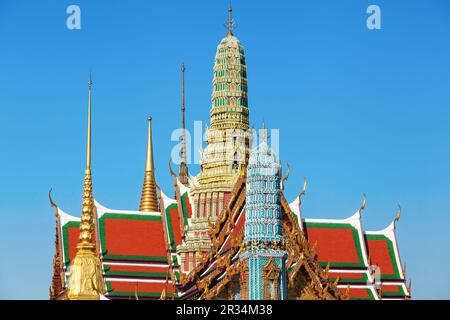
240, 128, 287, 300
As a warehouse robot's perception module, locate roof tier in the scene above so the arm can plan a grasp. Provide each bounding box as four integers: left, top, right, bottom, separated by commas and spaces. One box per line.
295, 187, 408, 300
56, 193, 184, 299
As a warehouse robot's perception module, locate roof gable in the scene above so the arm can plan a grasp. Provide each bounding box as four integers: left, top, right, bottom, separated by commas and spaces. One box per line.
58, 207, 81, 268
161, 191, 183, 251
303, 211, 368, 269
365, 222, 404, 281
62, 221, 80, 268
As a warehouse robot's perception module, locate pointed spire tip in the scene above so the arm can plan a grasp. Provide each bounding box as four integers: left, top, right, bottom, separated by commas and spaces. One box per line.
179, 61, 189, 185
227, 2, 235, 35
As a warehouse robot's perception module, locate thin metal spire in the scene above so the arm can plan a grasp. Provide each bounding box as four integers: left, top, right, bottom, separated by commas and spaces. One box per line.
227, 3, 235, 36
179, 63, 189, 186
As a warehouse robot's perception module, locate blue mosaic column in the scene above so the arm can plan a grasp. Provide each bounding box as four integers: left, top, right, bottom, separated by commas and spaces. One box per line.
240, 139, 287, 300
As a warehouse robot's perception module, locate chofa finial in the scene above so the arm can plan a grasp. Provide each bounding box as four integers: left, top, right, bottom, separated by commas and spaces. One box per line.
394, 204, 402, 229
48, 188, 57, 209
359, 192, 367, 213
299, 177, 307, 202
281, 163, 290, 191
168, 158, 177, 178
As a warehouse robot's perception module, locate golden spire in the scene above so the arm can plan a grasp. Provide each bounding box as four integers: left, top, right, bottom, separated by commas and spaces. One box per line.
139, 117, 159, 212
179, 63, 189, 186
86, 73, 92, 170
68, 73, 105, 300
227, 3, 235, 36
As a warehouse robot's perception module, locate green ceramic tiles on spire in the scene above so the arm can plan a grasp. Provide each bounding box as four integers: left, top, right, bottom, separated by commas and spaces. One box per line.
210, 34, 249, 131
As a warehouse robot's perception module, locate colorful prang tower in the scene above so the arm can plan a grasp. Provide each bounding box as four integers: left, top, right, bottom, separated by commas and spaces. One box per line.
240, 126, 287, 300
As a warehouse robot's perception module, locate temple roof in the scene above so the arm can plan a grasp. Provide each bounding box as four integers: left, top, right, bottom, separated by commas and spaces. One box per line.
176, 175, 342, 300
97, 208, 166, 262
295, 193, 409, 299
52, 173, 409, 300
176, 177, 193, 227
55, 198, 181, 299
303, 209, 369, 269
365, 221, 404, 281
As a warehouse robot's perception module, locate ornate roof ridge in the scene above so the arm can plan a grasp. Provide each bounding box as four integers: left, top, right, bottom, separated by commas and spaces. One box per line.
95, 199, 162, 217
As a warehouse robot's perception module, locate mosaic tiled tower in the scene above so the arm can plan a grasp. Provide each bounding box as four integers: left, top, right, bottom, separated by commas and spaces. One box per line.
178, 6, 251, 271
197, 26, 251, 187
240, 132, 287, 300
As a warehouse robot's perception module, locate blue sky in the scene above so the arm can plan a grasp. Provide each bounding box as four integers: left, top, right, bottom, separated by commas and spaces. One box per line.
0, 0, 449, 299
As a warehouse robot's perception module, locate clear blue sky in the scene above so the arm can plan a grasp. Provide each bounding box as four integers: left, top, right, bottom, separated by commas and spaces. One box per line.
0, 0, 449, 299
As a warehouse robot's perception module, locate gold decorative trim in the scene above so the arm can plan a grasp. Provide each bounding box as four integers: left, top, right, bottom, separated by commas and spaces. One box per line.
262, 258, 281, 300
